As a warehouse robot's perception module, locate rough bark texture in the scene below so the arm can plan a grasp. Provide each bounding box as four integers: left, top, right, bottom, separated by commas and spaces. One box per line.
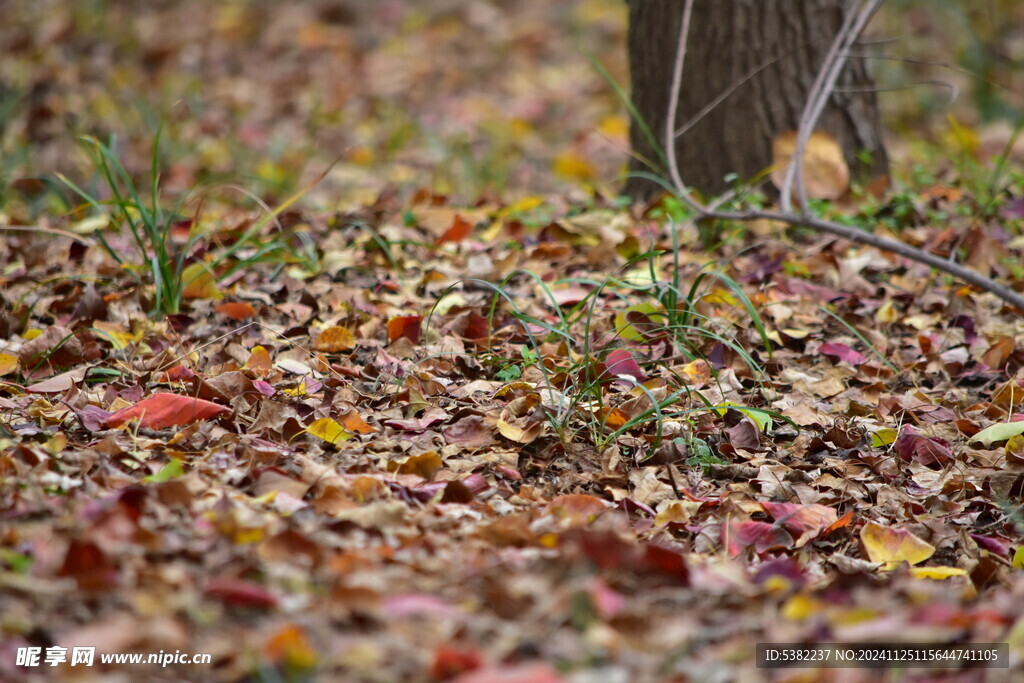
625, 0, 889, 199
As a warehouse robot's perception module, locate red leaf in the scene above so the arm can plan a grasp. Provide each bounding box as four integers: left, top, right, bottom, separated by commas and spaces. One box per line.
159, 365, 196, 382
103, 393, 231, 429
205, 578, 279, 608
431, 645, 483, 680
56, 540, 118, 591
640, 544, 690, 583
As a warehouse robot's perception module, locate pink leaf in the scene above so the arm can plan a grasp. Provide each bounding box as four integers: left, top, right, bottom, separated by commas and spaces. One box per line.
819, 342, 866, 366
605, 349, 646, 381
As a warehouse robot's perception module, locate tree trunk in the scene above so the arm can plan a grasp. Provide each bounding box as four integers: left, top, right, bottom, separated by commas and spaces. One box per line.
625, 0, 889, 200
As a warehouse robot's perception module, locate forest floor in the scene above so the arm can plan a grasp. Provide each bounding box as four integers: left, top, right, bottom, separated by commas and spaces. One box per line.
2, 1, 1024, 681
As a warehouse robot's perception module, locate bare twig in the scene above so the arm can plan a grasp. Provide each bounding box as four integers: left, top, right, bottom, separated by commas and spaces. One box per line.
781, 0, 884, 212
703, 208, 1024, 312
0, 224, 98, 245
664, 0, 703, 212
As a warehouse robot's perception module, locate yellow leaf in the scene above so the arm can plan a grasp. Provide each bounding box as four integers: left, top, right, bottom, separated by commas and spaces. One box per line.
875, 300, 899, 324
0, 353, 18, 376
44, 432, 68, 455
284, 377, 308, 397
781, 593, 822, 621
597, 114, 628, 140
93, 320, 141, 351
181, 262, 221, 300
496, 419, 541, 444
504, 195, 544, 216
552, 151, 596, 182
702, 287, 738, 306
654, 499, 701, 527
909, 566, 968, 580
860, 522, 935, 570
306, 417, 350, 445
944, 114, 979, 156
614, 303, 666, 343
70, 214, 110, 235
870, 428, 898, 448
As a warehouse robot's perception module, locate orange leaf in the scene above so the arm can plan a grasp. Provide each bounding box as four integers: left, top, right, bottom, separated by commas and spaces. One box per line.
215, 301, 258, 320
387, 315, 422, 344
436, 214, 473, 245
313, 326, 356, 352
243, 346, 273, 378
339, 409, 377, 434
103, 393, 231, 429
264, 624, 317, 669
824, 510, 854, 535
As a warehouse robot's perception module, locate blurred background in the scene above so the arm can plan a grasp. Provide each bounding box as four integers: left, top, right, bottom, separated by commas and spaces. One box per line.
0, 0, 1021, 217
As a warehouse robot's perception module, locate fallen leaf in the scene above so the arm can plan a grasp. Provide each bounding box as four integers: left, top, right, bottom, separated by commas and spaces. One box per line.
860, 522, 935, 570
314, 326, 356, 352
214, 301, 258, 320
103, 393, 231, 429
306, 417, 351, 445
771, 130, 850, 200
543, 494, 608, 526
970, 419, 1024, 447
387, 315, 422, 344
436, 214, 474, 245
181, 262, 222, 300
204, 578, 278, 608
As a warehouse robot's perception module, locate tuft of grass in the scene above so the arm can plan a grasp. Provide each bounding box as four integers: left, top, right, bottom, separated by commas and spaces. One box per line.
56, 127, 330, 317
58, 129, 193, 316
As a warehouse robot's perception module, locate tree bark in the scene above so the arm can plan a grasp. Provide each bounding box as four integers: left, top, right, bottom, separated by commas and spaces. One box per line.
625, 0, 889, 200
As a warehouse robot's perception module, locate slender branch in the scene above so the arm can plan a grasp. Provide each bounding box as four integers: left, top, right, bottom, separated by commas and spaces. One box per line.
781, 0, 884, 212
664, 0, 703, 212
704, 208, 1024, 311
0, 224, 98, 245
